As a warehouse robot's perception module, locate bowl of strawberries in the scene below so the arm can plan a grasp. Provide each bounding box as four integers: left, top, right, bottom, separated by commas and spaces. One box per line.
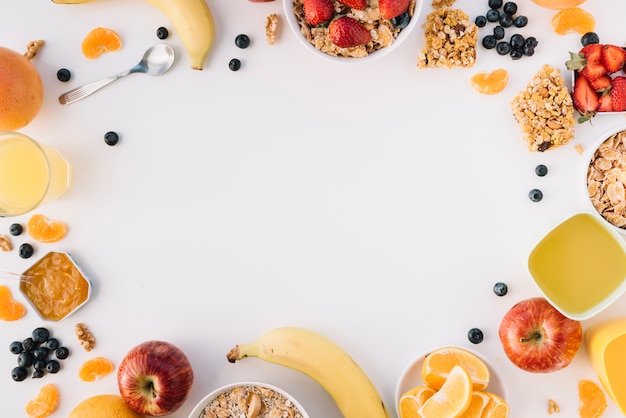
567, 39, 626, 123
283, 0, 423, 63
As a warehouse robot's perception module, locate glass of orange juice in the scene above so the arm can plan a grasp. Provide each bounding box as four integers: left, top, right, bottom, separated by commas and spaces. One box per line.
0, 131, 71, 216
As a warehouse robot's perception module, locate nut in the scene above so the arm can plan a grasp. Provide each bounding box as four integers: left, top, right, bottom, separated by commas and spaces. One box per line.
75, 322, 95, 351
247, 393, 262, 418
266, 14, 279, 45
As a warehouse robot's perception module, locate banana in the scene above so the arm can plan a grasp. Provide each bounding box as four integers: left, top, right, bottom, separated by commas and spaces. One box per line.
51, 0, 214, 70
226, 326, 391, 418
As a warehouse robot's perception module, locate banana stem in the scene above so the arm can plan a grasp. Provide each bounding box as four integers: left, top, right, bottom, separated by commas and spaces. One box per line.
226, 342, 259, 363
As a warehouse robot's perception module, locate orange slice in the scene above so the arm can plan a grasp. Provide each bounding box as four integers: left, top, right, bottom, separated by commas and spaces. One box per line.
399, 385, 436, 418
532, 0, 586, 9
27, 214, 68, 243
470, 69, 509, 95
481, 392, 510, 418
0, 285, 26, 321
579, 380, 607, 418
421, 347, 490, 391
25, 384, 59, 418
418, 365, 473, 417
81, 27, 123, 59
551, 8, 596, 35
78, 356, 115, 382
459, 392, 492, 418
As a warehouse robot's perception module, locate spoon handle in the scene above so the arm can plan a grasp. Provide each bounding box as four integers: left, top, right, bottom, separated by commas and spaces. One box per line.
58, 69, 134, 105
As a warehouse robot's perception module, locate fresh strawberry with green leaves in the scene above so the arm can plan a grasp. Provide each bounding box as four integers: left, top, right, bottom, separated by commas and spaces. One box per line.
379, 0, 410, 20
303, 0, 334, 26
572, 76, 600, 122
566, 44, 606, 81
337, 0, 367, 10
598, 92, 613, 112
601, 44, 626, 73
328, 16, 372, 48
611, 76, 626, 112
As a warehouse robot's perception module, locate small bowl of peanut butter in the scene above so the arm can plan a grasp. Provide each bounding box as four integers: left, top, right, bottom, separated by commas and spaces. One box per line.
19, 251, 92, 322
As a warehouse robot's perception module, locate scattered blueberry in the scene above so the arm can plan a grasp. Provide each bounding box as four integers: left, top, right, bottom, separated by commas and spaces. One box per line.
235, 34, 251, 49
499, 13, 513, 28
475, 15, 487, 27
493, 282, 508, 296
156, 26, 169, 40
11, 366, 28, 382
32, 327, 49, 344
9, 223, 23, 236
525, 36, 539, 48
19, 243, 34, 259
10, 329, 69, 382
55, 346, 69, 360
514, 15, 528, 28
482, 35, 497, 49
503, 1, 518, 15
45, 360, 60, 374
17, 351, 35, 368
486, 8, 500, 22
229, 58, 241, 71
535, 164, 548, 177
56, 68, 71, 82
488, 0, 503, 8
33, 359, 46, 371
529, 188, 543, 202
9, 341, 23, 355
510, 33, 525, 50
32, 369, 44, 379
496, 41, 512, 55
22, 338, 35, 351
34, 347, 49, 360
104, 131, 119, 146
581, 31, 600, 46
45, 338, 59, 351
493, 25, 505, 40
523, 45, 535, 57
468, 328, 484, 344
510, 49, 523, 60
391, 12, 411, 28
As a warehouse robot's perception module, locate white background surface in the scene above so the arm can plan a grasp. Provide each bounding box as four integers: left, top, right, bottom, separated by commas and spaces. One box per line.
2, 0, 626, 417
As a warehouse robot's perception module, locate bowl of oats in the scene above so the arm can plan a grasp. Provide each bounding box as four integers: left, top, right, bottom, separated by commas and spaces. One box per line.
188, 381, 309, 418
282, 0, 423, 63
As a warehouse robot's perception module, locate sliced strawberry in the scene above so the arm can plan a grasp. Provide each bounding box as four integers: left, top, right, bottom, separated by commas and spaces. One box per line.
303, 0, 334, 26
572, 76, 600, 122
337, 0, 367, 10
566, 44, 606, 81
601, 44, 626, 73
589, 75, 613, 93
598, 92, 613, 112
328, 16, 372, 48
379, 0, 410, 19
611, 76, 626, 112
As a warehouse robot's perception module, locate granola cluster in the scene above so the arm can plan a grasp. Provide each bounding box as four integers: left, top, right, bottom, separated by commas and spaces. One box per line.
587, 130, 626, 228
291, 0, 416, 58
199, 385, 304, 418
510, 65, 575, 152
266, 14, 279, 45
416, 7, 477, 68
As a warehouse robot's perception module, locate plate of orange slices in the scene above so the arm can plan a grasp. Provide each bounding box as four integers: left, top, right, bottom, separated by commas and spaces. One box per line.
395, 346, 508, 418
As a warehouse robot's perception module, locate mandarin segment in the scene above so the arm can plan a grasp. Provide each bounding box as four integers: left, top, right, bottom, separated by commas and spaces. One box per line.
78, 356, 115, 382
399, 385, 436, 418
532, 0, 586, 9
81, 27, 123, 59
418, 365, 473, 418
0, 284, 26, 321
27, 214, 68, 243
579, 380, 607, 418
25, 384, 60, 418
421, 347, 490, 391
459, 392, 491, 418
481, 392, 510, 418
551, 7, 596, 35
470, 69, 509, 95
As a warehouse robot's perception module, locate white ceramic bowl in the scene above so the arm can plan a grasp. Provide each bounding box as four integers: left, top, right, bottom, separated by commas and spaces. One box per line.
188, 381, 309, 418
395, 346, 507, 417
282, 0, 424, 63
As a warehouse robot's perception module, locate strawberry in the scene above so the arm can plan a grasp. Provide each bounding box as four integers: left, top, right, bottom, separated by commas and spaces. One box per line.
572, 76, 600, 122
566, 44, 606, 81
328, 16, 372, 48
601, 44, 626, 73
589, 75, 613, 92
337, 0, 367, 10
611, 76, 626, 111
598, 92, 613, 112
303, 0, 334, 26
379, 0, 410, 20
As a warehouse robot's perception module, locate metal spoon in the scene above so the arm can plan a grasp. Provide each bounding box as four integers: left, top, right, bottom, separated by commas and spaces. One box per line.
58, 43, 175, 105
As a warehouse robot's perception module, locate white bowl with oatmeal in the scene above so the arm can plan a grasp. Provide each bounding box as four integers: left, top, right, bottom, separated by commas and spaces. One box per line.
282, 0, 423, 63
188, 381, 309, 418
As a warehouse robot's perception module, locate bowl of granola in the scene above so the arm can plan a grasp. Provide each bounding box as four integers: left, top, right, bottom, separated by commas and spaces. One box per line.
283, 0, 423, 63
189, 381, 309, 418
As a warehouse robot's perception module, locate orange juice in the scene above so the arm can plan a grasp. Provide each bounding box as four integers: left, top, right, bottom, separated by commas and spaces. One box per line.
0, 132, 71, 216
528, 213, 626, 318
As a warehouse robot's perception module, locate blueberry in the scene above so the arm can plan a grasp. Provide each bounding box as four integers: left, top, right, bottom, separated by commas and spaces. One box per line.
493, 25, 505, 40
235, 34, 251, 49
55, 346, 69, 360
529, 188, 543, 202
156, 26, 169, 40
17, 351, 35, 368
34, 346, 49, 360
496, 41, 511, 55
391, 12, 411, 28
11, 366, 28, 382
488, 0, 503, 8
493, 282, 508, 296
503, 1, 517, 15
535, 164, 548, 177
45, 359, 60, 374
22, 338, 36, 351
514, 15, 528, 28
486, 8, 500, 22
475, 15, 487, 27
32, 327, 49, 344
9, 341, 23, 354
482, 35, 497, 49
56, 68, 71, 82
9, 223, 23, 236
523, 45, 535, 56
104, 131, 119, 146
19, 243, 34, 259
498, 13, 513, 28
32, 369, 44, 379
510, 49, 523, 60
581, 31, 600, 46
45, 338, 59, 351
228, 58, 241, 71
510, 34, 525, 49
525, 36, 538, 48
33, 359, 46, 371
468, 328, 484, 344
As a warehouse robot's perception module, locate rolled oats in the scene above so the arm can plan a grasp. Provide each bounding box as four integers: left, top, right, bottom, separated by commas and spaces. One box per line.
266, 14, 279, 45
75, 322, 96, 352
416, 7, 477, 68
510, 65, 575, 152
431, 0, 456, 8
199, 385, 304, 418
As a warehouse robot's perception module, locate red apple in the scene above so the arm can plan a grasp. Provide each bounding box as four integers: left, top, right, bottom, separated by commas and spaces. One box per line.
117, 340, 194, 416
498, 297, 582, 373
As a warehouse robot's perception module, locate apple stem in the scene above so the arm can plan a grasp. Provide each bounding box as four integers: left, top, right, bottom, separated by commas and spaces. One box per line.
520, 332, 542, 343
